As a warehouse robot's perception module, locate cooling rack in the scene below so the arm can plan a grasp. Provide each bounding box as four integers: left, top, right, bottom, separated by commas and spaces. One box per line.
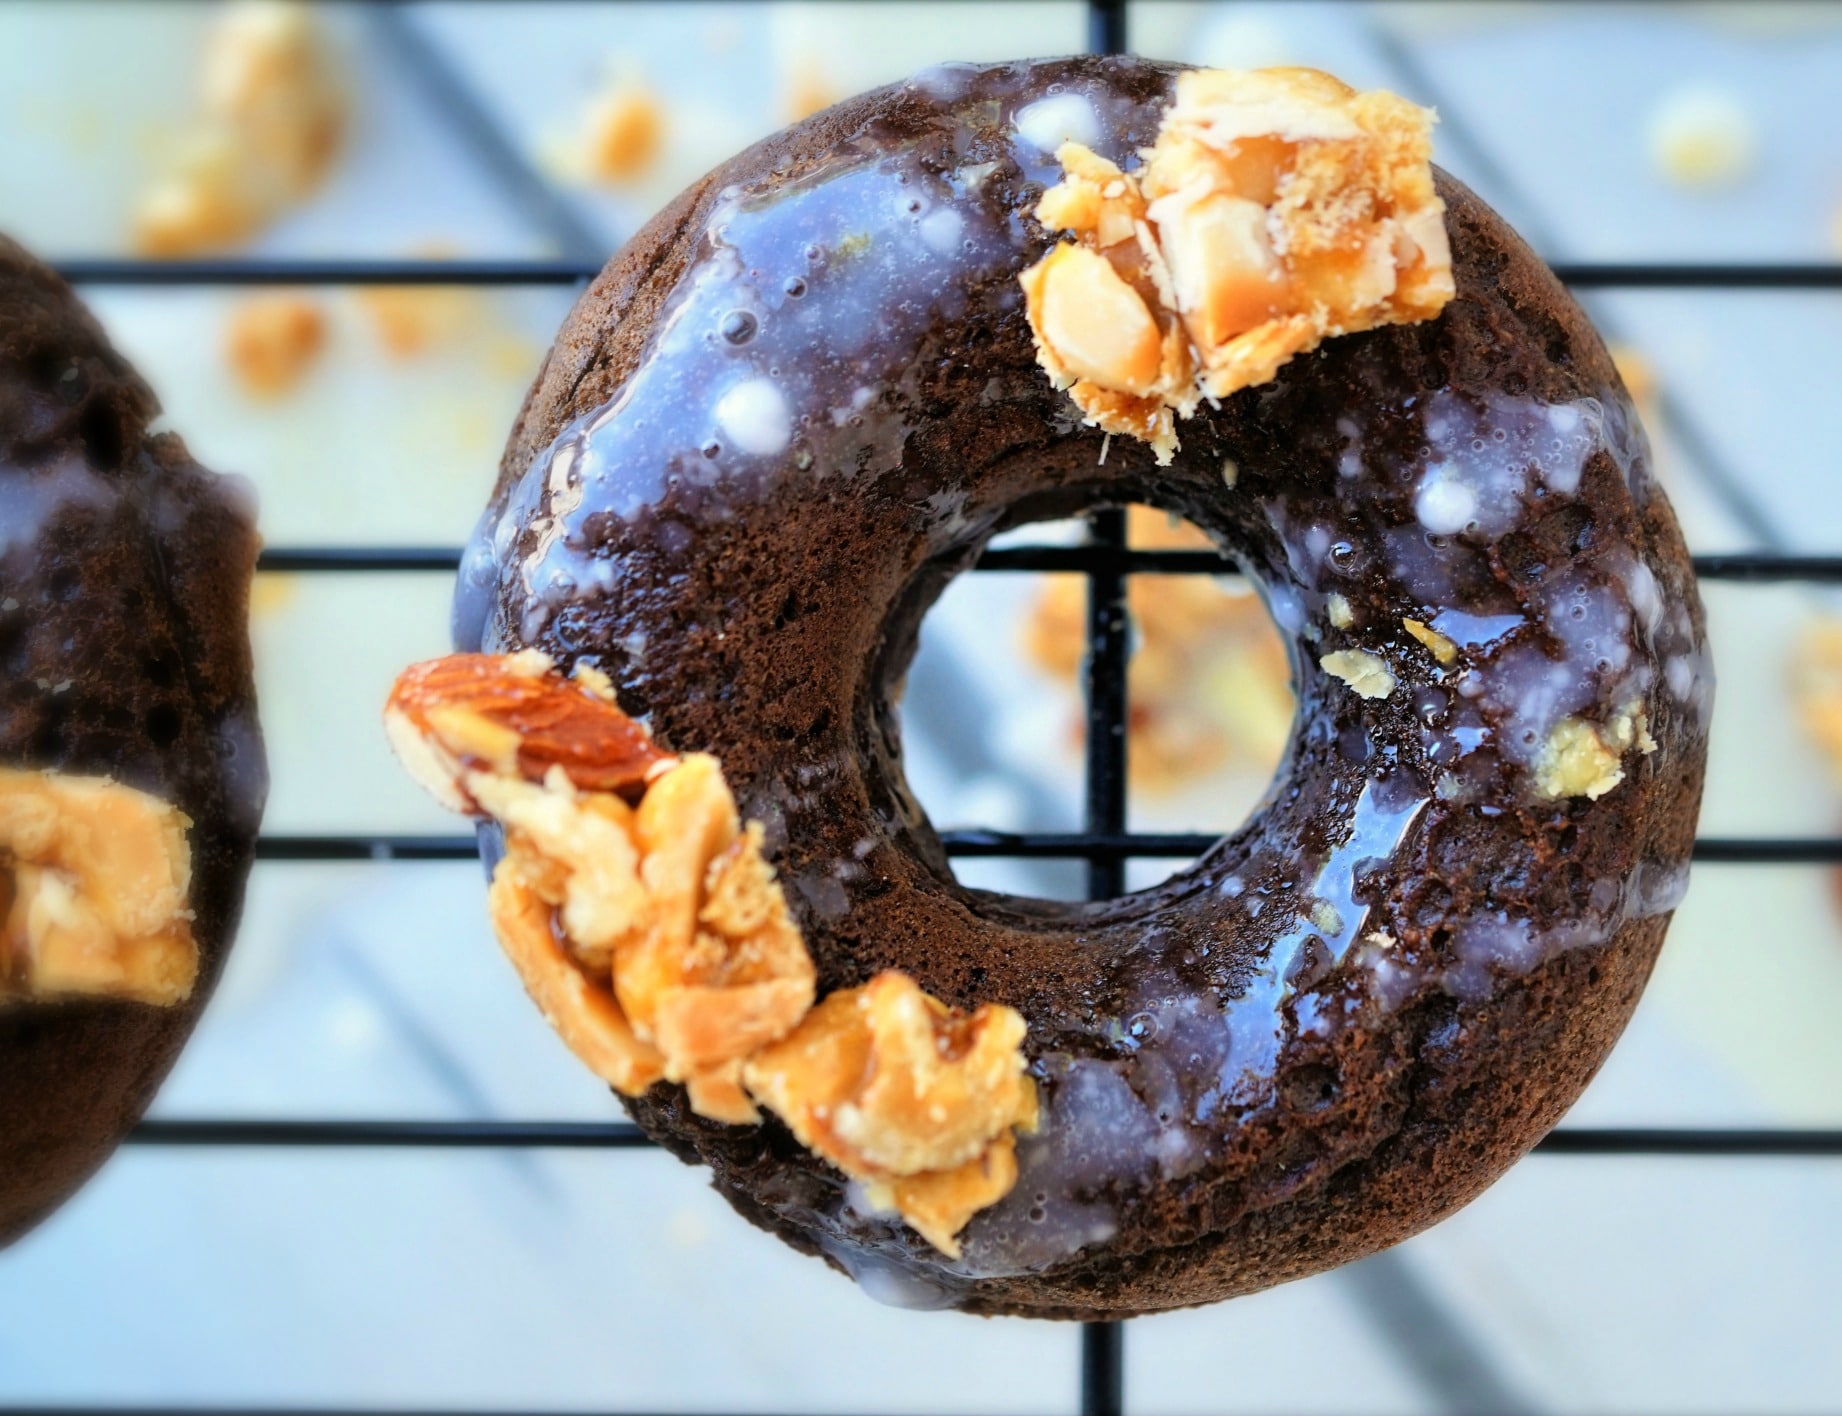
27, 0, 1842, 1412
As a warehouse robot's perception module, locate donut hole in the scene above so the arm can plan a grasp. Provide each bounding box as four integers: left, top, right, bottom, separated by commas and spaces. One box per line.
901, 505, 1295, 903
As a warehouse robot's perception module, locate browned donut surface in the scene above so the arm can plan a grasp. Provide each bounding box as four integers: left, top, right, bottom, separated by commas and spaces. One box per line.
0, 234, 265, 1245
463, 57, 1709, 1316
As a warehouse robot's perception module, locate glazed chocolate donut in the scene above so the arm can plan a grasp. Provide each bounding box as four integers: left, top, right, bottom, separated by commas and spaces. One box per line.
0, 235, 265, 1244
435, 57, 1709, 1316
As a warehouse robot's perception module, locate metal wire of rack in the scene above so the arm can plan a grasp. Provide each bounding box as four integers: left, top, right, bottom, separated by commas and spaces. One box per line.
23, 0, 1842, 1411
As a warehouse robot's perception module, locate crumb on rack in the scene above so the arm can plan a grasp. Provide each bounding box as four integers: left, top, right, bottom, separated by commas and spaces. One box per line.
783, 57, 838, 122
133, 0, 346, 256
351, 244, 481, 360
1609, 344, 1658, 409
1790, 616, 1842, 788
1646, 85, 1756, 188
224, 294, 326, 397
580, 81, 666, 185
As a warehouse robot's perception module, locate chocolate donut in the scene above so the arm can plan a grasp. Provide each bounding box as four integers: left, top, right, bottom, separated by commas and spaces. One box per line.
420, 57, 1709, 1317
0, 235, 265, 1244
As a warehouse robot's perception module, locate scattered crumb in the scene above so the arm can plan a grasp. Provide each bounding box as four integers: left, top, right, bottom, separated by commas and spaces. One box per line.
250, 574, 300, 617
1326, 594, 1353, 630
487, 335, 541, 381
1609, 344, 1657, 408
580, 82, 665, 185
1791, 616, 1842, 786
354, 245, 479, 360
784, 57, 838, 122
1022, 506, 1293, 793
133, 0, 346, 256
1646, 85, 1756, 188
224, 294, 326, 397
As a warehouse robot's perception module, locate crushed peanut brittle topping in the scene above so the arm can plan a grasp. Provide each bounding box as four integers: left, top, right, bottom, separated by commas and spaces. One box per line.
1402, 617, 1458, 666
385, 654, 1036, 1253
0, 771, 197, 1007
1533, 701, 1655, 802
744, 971, 1038, 1260
1021, 67, 1453, 462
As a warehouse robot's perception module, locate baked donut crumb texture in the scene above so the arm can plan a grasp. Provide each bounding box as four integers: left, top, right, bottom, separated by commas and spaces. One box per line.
386, 652, 1036, 1255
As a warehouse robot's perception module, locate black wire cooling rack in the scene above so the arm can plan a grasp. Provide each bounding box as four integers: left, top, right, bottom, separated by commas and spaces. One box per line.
27, 0, 1842, 1412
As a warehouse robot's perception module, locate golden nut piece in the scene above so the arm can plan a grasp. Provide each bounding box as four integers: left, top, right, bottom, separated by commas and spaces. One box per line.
744, 971, 1038, 1257
1021, 67, 1453, 462
580, 83, 666, 185
385, 652, 1037, 1249
387, 653, 809, 1120
0, 770, 197, 1007
134, 1, 347, 256
224, 294, 326, 397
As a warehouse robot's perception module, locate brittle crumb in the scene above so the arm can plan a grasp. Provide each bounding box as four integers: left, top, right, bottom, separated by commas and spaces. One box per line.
1021, 68, 1452, 462
385, 654, 1036, 1253
134, 1, 345, 256
0, 771, 197, 1007
745, 971, 1037, 1258
225, 294, 325, 397
1402, 617, 1457, 666
581, 82, 666, 185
